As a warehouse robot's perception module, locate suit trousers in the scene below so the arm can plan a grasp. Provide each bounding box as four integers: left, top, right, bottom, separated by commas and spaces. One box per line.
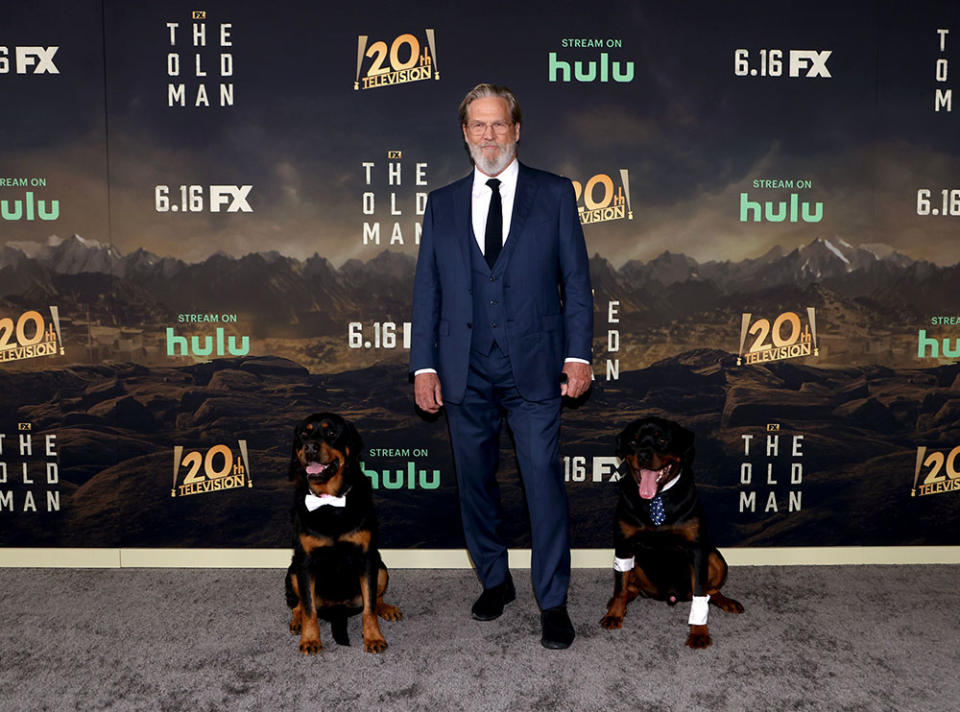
444, 343, 570, 610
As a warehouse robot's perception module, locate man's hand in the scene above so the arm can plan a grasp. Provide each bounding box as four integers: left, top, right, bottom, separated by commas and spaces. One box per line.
561, 361, 592, 399
414, 372, 444, 414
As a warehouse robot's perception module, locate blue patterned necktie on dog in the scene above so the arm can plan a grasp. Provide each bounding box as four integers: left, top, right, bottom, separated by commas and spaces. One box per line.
650, 495, 666, 526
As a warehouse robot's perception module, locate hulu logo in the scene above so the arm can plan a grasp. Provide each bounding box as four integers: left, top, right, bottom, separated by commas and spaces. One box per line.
739, 193, 822, 223
917, 330, 960, 359
166, 327, 250, 357
1, 192, 59, 221
548, 52, 634, 83
361, 460, 440, 490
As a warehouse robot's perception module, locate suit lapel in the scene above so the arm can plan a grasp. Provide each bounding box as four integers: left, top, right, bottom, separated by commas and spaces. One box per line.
495, 162, 538, 274
452, 176, 473, 277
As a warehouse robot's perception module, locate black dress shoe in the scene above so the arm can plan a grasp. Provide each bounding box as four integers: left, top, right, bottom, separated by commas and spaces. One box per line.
540, 605, 575, 649
471, 573, 516, 621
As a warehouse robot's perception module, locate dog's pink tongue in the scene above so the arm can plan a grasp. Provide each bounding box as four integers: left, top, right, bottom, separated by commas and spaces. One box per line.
638, 469, 659, 500
306, 463, 324, 475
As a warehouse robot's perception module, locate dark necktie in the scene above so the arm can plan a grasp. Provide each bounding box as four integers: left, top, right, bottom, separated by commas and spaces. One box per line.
650, 494, 666, 526
484, 178, 502, 269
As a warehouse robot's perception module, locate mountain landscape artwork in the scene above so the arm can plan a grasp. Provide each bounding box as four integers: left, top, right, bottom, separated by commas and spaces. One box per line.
2, 234, 957, 548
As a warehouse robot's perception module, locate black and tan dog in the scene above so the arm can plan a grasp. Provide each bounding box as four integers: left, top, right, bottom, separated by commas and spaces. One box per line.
600, 416, 743, 648
285, 412, 401, 654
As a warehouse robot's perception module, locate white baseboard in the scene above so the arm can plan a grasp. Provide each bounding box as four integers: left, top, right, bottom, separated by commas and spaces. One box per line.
1, 546, 959, 568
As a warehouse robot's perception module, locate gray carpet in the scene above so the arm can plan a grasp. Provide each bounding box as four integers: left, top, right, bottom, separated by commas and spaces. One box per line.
0, 565, 958, 711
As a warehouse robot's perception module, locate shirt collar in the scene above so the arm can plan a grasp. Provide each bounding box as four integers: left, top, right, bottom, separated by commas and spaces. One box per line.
660, 472, 682, 493
472, 157, 519, 195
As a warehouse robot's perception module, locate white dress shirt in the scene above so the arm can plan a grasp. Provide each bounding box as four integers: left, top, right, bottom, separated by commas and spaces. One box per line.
471, 158, 519, 252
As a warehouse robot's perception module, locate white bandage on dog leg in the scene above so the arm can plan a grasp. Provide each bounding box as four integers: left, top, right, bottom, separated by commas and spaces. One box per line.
613, 555, 635, 572
688, 595, 710, 626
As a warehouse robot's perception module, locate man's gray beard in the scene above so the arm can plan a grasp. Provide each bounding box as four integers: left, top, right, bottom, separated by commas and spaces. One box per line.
469, 140, 516, 175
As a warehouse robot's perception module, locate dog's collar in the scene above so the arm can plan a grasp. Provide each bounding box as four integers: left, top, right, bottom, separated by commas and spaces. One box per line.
659, 471, 681, 494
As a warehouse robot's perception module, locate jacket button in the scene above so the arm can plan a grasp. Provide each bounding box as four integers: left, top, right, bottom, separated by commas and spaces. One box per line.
489, 275, 495, 282
467, 322, 472, 329
489, 299, 497, 305
491, 322, 498, 328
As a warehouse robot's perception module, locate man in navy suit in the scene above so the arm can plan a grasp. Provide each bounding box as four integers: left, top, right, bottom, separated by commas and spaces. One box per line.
410, 84, 593, 649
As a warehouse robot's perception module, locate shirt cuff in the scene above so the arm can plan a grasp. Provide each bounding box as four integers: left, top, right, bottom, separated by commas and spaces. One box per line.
564, 358, 590, 365
688, 595, 710, 626
414, 368, 437, 376
613, 555, 635, 572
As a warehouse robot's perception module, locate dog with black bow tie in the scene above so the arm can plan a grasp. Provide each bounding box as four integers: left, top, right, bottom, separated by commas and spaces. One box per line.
284, 413, 401, 654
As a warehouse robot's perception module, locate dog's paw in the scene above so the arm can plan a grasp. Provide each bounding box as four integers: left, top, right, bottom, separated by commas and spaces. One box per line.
289, 603, 304, 634
298, 637, 324, 655
685, 625, 712, 649
711, 593, 744, 614
364, 637, 388, 654
289, 610, 303, 634
722, 599, 744, 614
600, 614, 624, 630
377, 603, 403, 621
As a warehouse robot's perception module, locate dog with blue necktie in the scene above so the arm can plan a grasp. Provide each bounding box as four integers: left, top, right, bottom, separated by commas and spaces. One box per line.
600, 417, 743, 648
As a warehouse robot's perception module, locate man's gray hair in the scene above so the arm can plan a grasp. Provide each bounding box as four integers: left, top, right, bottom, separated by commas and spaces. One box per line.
458, 83, 523, 126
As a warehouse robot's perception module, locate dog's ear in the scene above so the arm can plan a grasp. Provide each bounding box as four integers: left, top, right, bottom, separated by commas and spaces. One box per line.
672, 423, 695, 466
615, 423, 635, 460
342, 420, 364, 462
288, 422, 305, 481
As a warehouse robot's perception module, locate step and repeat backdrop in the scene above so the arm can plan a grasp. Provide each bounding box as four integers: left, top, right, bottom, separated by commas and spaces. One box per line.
2, 0, 959, 553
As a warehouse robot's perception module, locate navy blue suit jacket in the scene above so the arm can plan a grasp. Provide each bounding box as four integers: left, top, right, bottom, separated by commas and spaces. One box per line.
410, 162, 593, 403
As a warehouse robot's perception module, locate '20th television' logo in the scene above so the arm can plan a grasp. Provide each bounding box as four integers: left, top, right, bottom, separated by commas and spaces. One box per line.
737, 308, 818, 366
911, 446, 960, 497
572, 169, 633, 225
171, 441, 252, 497
0, 307, 64, 364
355, 30, 439, 90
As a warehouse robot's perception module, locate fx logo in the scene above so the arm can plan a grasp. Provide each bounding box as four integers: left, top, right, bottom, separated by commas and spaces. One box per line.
210, 185, 252, 212
789, 50, 831, 78
0, 46, 60, 74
